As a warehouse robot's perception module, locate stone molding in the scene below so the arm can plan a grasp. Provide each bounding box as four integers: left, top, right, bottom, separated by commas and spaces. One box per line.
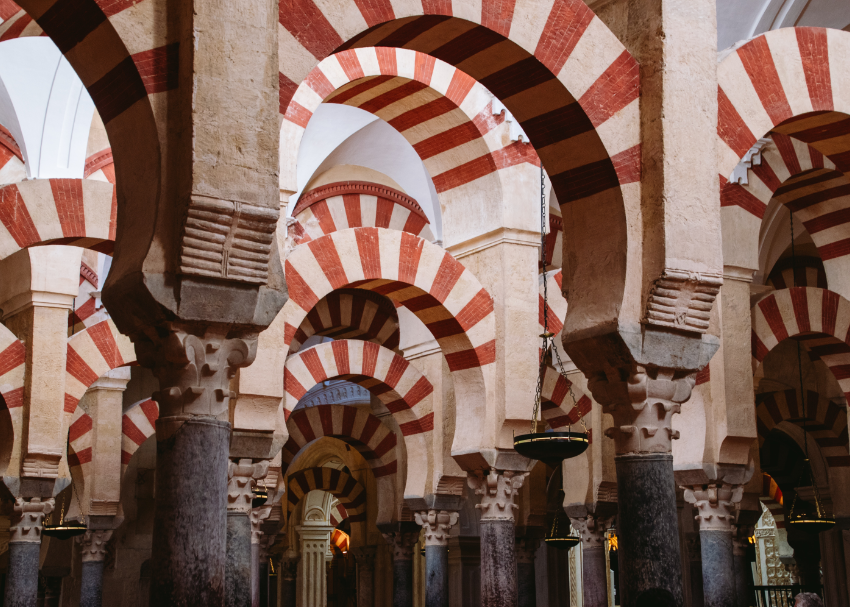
250, 504, 272, 544
179, 194, 278, 284
227, 459, 270, 514
21, 452, 62, 480
350, 546, 376, 571
569, 513, 614, 549
414, 510, 459, 547
10, 497, 54, 543
683, 483, 744, 532
515, 538, 539, 564
643, 269, 722, 334
468, 469, 528, 522
382, 531, 419, 561
591, 366, 694, 455
79, 529, 113, 563
137, 327, 257, 419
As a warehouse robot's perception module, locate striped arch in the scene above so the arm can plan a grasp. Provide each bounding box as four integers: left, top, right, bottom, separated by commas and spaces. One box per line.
0, 324, 25, 478
767, 256, 827, 290
756, 389, 849, 468
283, 48, 540, 196
289, 288, 400, 354
84, 148, 115, 184
761, 472, 785, 528
329, 506, 348, 528
539, 365, 592, 436
538, 269, 566, 337
0, 179, 116, 259
121, 398, 158, 474
717, 27, 850, 179
0, 125, 25, 184
282, 227, 493, 468
65, 319, 136, 415
286, 466, 367, 522
283, 404, 397, 523
290, 181, 435, 246
0, 0, 42, 40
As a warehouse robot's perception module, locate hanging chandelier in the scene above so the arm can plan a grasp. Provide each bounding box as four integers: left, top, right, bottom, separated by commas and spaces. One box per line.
252, 480, 269, 508
513, 166, 589, 467
43, 428, 87, 539
785, 209, 835, 535
544, 507, 580, 550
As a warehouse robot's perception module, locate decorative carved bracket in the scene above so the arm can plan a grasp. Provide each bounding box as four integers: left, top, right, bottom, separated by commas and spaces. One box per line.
467, 469, 528, 523
683, 483, 743, 532
227, 458, 270, 514
78, 529, 113, 563
569, 513, 615, 549
644, 269, 722, 333
10, 497, 54, 543
414, 510, 459, 547
250, 504, 272, 544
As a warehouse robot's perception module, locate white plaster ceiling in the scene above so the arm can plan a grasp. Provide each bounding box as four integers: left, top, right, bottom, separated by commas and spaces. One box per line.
0, 38, 94, 179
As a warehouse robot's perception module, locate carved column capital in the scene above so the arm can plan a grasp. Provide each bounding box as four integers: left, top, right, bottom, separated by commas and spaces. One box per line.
590, 365, 695, 455
78, 529, 113, 563
515, 538, 540, 564
413, 509, 459, 547
227, 458, 269, 513
569, 513, 614, 549
9, 497, 54, 543
250, 504, 272, 544
683, 483, 743, 532
136, 326, 257, 419
467, 469, 528, 522
382, 532, 419, 561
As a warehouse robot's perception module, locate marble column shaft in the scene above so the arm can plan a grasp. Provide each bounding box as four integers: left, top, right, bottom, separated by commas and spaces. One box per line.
351, 547, 376, 607
383, 530, 419, 607
79, 529, 113, 607
226, 460, 269, 607
731, 525, 754, 607
515, 539, 539, 607
570, 514, 615, 607
3, 497, 53, 607
415, 509, 459, 607
468, 469, 528, 607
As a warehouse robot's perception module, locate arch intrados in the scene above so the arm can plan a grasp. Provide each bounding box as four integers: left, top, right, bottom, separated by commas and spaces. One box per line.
285, 466, 367, 522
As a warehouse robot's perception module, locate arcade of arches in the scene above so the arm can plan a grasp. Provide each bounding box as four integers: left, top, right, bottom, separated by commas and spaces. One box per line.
2, 0, 850, 606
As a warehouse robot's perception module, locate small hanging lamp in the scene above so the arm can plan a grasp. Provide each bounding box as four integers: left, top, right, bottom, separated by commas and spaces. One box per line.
514, 166, 589, 466
785, 209, 835, 535
544, 509, 580, 550
252, 480, 269, 508
42, 497, 87, 540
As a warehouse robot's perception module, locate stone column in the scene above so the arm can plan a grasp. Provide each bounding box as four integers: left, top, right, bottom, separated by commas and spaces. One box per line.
3, 497, 53, 607
382, 529, 420, 607
414, 510, 459, 607
279, 551, 298, 607
297, 523, 335, 607
570, 513, 615, 607
143, 329, 258, 607
468, 469, 528, 607
227, 459, 269, 607
249, 505, 272, 607
79, 529, 113, 607
683, 483, 742, 607
731, 524, 754, 607
515, 538, 539, 607
350, 546, 376, 607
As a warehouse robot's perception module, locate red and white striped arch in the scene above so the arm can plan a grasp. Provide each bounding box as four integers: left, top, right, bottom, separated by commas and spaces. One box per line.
0, 179, 116, 259
65, 319, 136, 416
282, 226, 494, 468
84, 147, 115, 185
539, 365, 592, 437
121, 398, 159, 474
538, 269, 566, 338
0, 125, 25, 184
289, 181, 435, 246
283, 48, 540, 195
289, 288, 400, 354
756, 389, 849, 468
767, 256, 827, 291
751, 287, 850, 401
717, 27, 850, 180
329, 504, 348, 527
286, 466, 367, 522
0, 324, 25, 478
283, 404, 398, 523
761, 472, 785, 528
278, 1, 640, 202
0, 0, 42, 40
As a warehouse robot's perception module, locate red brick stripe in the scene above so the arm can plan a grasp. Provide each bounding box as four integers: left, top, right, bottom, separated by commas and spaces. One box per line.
0, 340, 24, 376
51, 179, 85, 238
280, 0, 344, 60
737, 36, 792, 126
719, 176, 766, 219
66, 346, 99, 387
481, 0, 516, 37
0, 183, 40, 247
796, 28, 833, 112
0, 13, 31, 41
758, 296, 789, 343
86, 320, 124, 369
336, 50, 366, 81
301, 347, 325, 384
771, 132, 802, 176
534, 0, 594, 75
133, 44, 179, 94
0, 0, 20, 21
421, 0, 451, 15
579, 50, 639, 128
280, 72, 298, 115
122, 416, 147, 446
68, 413, 92, 442
285, 262, 320, 312
140, 399, 159, 427
353, 0, 395, 27
284, 366, 308, 400
611, 144, 640, 185
718, 87, 756, 159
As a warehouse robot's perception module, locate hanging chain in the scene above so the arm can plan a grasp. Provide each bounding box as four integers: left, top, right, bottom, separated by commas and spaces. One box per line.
790, 210, 810, 460
532, 167, 587, 435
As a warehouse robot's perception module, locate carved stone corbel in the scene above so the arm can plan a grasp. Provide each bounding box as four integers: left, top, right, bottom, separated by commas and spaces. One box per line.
643, 269, 722, 334
414, 510, 459, 547
467, 469, 528, 522
9, 497, 54, 543
227, 459, 270, 514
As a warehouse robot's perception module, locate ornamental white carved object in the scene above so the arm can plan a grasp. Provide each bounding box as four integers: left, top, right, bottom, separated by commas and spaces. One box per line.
569, 513, 615, 549
683, 483, 744, 532
10, 497, 54, 543
643, 269, 722, 334
228, 459, 270, 514
414, 510, 459, 547
467, 469, 528, 522
78, 529, 113, 563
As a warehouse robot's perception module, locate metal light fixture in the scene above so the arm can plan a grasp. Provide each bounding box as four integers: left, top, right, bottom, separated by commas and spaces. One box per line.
252, 482, 269, 508
544, 509, 580, 550
785, 209, 835, 535
42, 497, 87, 540
514, 166, 589, 466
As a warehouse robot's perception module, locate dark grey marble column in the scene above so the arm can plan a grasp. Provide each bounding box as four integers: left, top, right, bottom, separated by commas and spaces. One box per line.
149, 417, 230, 606
515, 538, 539, 607
616, 454, 683, 607
383, 530, 419, 607
468, 469, 529, 607
249, 505, 272, 607
731, 525, 754, 607
79, 529, 113, 607
227, 512, 252, 607
279, 556, 298, 607
350, 547, 376, 607
414, 509, 459, 607
3, 497, 53, 607
569, 513, 615, 607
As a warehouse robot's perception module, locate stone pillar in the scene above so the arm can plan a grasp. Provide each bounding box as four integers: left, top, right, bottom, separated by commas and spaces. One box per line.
79, 529, 113, 607
249, 505, 272, 607
383, 530, 420, 607
515, 538, 539, 607
279, 552, 298, 607
3, 497, 53, 607
683, 483, 743, 607
143, 329, 258, 607
570, 513, 615, 607
227, 459, 269, 607
297, 523, 335, 607
468, 469, 528, 607
731, 524, 754, 607
414, 510, 459, 607
350, 547, 376, 607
